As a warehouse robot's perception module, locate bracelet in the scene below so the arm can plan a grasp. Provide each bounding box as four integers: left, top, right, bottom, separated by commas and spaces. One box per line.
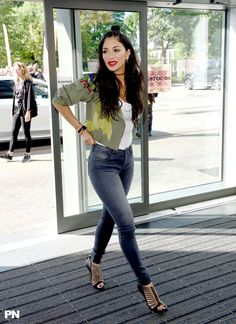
77, 125, 87, 134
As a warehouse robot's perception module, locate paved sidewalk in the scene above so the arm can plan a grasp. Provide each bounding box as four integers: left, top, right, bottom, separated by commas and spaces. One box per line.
0, 148, 56, 232
0, 147, 57, 263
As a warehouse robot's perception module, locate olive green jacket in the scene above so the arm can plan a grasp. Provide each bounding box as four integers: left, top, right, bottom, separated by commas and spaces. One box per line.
52, 74, 128, 150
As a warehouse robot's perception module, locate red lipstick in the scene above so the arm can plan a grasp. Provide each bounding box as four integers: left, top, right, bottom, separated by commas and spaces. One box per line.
108, 61, 117, 67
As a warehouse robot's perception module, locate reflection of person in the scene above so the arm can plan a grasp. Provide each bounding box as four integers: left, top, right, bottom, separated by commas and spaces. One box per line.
27, 63, 34, 77
136, 93, 157, 137
52, 25, 167, 314
147, 93, 155, 136
0, 62, 38, 162
31, 63, 45, 81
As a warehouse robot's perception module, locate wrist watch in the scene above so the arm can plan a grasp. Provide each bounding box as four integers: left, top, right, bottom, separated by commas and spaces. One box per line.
77, 125, 87, 134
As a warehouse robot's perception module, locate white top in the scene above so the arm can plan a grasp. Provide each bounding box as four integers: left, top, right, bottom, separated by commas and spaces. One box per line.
118, 99, 133, 150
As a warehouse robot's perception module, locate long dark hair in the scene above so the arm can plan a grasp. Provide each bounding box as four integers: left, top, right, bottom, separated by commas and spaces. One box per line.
95, 25, 143, 124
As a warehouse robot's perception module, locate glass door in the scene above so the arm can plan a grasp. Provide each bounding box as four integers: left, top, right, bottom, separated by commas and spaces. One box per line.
44, 1, 147, 232
147, 5, 225, 203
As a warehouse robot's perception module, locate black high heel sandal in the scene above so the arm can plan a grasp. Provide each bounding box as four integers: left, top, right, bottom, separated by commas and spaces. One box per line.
85, 255, 105, 291
138, 282, 167, 314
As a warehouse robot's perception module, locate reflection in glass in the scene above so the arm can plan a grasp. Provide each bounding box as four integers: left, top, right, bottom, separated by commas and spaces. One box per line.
147, 8, 225, 198
54, 9, 141, 216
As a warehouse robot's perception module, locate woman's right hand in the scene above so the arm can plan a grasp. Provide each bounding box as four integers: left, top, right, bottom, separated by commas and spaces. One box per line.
53, 104, 96, 145
81, 130, 96, 146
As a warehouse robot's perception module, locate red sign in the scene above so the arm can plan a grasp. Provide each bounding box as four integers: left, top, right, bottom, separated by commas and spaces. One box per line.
148, 64, 171, 92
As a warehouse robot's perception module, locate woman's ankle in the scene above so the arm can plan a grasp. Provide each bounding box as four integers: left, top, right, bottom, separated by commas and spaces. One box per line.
139, 280, 152, 287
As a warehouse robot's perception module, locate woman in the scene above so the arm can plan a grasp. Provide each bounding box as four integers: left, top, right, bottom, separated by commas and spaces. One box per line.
52, 26, 167, 314
0, 62, 38, 162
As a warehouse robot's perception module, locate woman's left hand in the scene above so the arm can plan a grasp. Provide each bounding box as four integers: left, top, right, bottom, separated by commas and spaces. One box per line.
24, 111, 31, 122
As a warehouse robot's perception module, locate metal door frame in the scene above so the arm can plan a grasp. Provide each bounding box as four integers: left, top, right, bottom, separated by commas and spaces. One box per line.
43, 0, 235, 234
43, 0, 148, 233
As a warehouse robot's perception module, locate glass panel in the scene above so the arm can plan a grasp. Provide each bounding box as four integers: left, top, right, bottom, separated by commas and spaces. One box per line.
54, 9, 141, 216
147, 8, 225, 200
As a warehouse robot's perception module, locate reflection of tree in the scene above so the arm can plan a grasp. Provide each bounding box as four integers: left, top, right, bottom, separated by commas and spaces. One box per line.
207, 11, 224, 59
148, 8, 224, 63
80, 11, 139, 70
148, 8, 183, 63
0, 3, 224, 71
0, 3, 140, 70
0, 1, 22, 67
0, 1, 44, 67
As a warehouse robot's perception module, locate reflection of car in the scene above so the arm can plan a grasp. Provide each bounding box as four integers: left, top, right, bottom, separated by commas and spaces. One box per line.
0, 77, 50, 142
184, 60, 221, 90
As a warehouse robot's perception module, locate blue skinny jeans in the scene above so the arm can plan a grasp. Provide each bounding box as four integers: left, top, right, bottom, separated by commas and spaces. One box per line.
88, 143, 151, 286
